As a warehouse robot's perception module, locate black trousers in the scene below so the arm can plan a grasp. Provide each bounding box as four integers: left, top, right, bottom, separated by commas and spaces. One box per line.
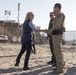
49, 37, 56, 63
16, 41, 32, 67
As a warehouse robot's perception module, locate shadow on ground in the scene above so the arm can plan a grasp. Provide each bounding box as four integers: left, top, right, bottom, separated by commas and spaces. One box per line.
0, 55, 17, 58
0, 64, 59, 75
64, 66, 76, 75
0, 67, 22, 74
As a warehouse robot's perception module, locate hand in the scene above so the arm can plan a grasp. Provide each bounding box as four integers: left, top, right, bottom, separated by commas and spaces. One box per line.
49, 29, 53, 37
36, 29, 48, 33
50, 33, 52, 37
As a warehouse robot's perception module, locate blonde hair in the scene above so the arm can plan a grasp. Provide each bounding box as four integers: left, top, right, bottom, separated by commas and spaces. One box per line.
24, 12, 34, 21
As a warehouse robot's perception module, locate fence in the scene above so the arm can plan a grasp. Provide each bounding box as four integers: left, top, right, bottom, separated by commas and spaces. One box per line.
64, 31, 76, 44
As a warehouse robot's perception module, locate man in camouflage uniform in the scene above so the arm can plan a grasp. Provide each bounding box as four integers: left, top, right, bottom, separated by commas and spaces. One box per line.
49, 3, 65, 74
47, 12, 56, 66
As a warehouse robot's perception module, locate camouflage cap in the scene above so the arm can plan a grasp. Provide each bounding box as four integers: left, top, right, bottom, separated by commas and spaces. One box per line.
54, 3, 61, 9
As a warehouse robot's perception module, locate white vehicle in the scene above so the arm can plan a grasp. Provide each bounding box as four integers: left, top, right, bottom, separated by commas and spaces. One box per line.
0, 35, 8, 42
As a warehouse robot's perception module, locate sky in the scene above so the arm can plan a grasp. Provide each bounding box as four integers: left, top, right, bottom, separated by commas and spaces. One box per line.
0, 0, 76, 31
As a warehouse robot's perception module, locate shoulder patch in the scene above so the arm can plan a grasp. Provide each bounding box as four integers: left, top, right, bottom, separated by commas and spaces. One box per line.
57, 14, 61, 18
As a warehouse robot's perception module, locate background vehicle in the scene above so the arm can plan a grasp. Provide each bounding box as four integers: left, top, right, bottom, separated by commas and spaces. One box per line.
0, 35, 8, 43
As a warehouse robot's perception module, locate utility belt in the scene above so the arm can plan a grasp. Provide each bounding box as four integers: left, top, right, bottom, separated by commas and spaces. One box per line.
52, 29, 64, 35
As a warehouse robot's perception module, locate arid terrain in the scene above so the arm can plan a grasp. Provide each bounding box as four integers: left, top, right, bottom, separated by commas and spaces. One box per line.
0, 43, 76, 75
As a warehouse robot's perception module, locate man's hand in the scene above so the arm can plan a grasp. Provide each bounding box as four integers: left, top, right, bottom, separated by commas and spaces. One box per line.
49, 29, 53, 37
36, 29, 49, 33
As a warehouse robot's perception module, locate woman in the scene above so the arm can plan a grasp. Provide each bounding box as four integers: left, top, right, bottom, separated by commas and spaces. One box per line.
14, 12, 45, 70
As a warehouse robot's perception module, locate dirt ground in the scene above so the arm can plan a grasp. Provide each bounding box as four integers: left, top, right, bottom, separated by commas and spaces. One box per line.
0, 43, 76, 75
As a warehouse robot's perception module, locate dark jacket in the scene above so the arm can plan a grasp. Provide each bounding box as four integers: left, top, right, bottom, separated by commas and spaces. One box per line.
48, 18, 54, 30
47, 18, 54, 37
21, 20, 33, 43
